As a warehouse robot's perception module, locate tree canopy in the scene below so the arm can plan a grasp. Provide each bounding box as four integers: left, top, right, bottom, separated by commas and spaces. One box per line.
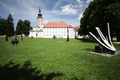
0, 18, 7, 35
7, 13, 14, 36
16, 19, 31, 36
0, 13, 14, 37
79, 0, 120, 41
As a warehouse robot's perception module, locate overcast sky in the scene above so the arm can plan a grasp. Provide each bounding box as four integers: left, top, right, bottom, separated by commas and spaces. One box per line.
0, 0, 93, 28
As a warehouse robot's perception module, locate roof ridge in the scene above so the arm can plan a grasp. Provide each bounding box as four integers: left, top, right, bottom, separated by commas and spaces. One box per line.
44, 22, 72, 28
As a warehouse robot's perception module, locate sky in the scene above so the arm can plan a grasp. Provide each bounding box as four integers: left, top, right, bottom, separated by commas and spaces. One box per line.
0, 0, 93, 28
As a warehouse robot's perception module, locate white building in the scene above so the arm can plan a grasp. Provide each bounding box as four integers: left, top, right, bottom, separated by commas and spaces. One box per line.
29, 9, 79, 38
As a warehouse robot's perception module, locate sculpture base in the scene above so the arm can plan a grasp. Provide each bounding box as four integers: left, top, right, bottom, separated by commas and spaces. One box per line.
90, 50, 120, 57
95, 45, 115, 54
95, 45, 104, 53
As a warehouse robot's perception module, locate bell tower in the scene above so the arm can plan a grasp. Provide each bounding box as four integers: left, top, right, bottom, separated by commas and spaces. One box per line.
37, 8, 43, 28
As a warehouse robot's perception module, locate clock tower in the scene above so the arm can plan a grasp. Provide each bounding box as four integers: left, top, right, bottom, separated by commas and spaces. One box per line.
37, 8, 43, 28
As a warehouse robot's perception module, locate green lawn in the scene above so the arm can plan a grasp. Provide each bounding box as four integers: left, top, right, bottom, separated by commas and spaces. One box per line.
0, 37, 120, 80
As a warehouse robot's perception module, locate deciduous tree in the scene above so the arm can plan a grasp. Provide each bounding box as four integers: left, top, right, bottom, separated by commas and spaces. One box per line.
80, 0, 120, 41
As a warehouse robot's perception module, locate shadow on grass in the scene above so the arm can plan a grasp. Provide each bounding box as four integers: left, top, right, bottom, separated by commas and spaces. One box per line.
71, 76, 85, 80
82, 48, 94, 52
75, 38, 96, 43
0, 60, 63, 80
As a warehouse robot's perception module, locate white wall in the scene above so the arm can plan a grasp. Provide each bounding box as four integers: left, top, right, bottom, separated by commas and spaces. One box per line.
43, 27, 75, 38
29, 31, 36, 38
29, 27, 75, 38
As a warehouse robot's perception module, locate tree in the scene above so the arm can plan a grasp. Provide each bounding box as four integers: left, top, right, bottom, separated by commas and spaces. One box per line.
4, 13, 14, 41
0, 18, 6, 35
0, 18, 9, 41
79, 0, 120, 41
30, 26, 33, 30
16, 19, 31, 40
23, 20, 31, 36
16, 19, 22, 35
106, 2, 120, 41
16, 19, 24, 40
0, 14, 14, 41
7, 13, 14, 37
66, 27, 69, 42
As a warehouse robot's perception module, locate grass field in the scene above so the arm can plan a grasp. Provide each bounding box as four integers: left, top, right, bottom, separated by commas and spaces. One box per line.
0, 37, 120, 80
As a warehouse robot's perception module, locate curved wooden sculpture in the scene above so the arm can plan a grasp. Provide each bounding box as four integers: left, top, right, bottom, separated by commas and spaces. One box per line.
89, 23, 116, 52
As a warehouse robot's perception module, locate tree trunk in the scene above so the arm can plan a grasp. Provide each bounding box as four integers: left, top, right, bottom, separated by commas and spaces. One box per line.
117, 33, 120, 41
66, 36, 69, 42
21, 34, 23, 40
66, 27, 69, 42
5, 35, 8, 41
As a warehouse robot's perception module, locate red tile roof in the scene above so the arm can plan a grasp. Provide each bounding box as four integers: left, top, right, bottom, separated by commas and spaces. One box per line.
73, 26, 80, 30
44, 22, 72, 28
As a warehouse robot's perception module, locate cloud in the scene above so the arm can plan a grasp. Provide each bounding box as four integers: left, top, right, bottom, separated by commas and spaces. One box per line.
0, 0, 15, 14
78, 13, 83, 20
0, 0, 83, 27
76, 0, 83, 4
61, 4, 78, 14
53, 0, 62, 9
43, 14, 80, 26
43, 9, 63, 15
76, 0, 84, 7
86, 0, 93, 3
60, 0, 85, 15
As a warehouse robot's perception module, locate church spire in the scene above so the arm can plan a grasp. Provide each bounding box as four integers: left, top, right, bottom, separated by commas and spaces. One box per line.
37, 8, 42, 18
39, 8, 41, 13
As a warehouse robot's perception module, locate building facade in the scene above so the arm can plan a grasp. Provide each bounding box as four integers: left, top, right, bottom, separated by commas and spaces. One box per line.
29, 9, 79, 38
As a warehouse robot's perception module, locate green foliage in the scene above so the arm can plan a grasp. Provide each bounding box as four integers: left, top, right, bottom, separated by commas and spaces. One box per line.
16, 19, 24, 35
30, 26, 33, 30
0, 13, 14, 36
16, 19, 31, 36
80, 0, 120, 40
7, 13, 13, 21
0, 18, 7, 35
23, 20, 31, 36
0, 38, 120, 79
7, 13, 14, 36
